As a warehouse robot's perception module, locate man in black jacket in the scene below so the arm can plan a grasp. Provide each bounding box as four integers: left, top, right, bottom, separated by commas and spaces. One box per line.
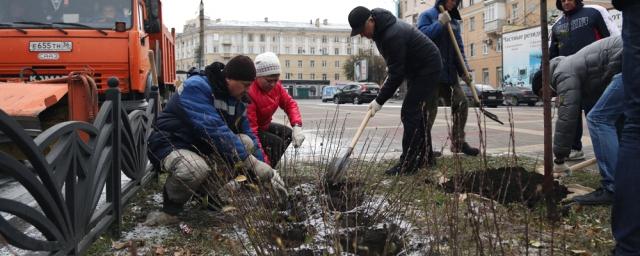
550, 0, 617, 161
348, 6, 442, 175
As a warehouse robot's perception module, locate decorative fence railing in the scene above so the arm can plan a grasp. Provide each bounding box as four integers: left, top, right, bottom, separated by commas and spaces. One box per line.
0, 77, 158, 255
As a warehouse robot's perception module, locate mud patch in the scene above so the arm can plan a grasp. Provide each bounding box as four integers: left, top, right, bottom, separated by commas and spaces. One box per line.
442, 167, 569, 207
338, 225, 404, 255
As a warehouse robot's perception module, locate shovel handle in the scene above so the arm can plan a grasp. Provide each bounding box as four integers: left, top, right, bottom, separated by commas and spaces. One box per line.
438, 5, 481, 105
349, 109, 373, 149
569, 158, 597, 172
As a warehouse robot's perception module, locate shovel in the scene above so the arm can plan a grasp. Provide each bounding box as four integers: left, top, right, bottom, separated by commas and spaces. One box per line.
438, 5, 503, 125
325, 109, 373, 185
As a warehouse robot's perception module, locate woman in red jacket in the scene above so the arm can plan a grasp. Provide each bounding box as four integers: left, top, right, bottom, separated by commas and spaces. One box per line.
247, 52, 305, 167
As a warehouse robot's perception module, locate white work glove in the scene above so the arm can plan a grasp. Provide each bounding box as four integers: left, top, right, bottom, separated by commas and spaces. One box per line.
292, 126, 305, 148
553, 159, 570, 175
368, 100, 382, 117
438, 11, 451, 25
270, 170, 288, 198
244, 155, 288, 198
244, 155, 274, 180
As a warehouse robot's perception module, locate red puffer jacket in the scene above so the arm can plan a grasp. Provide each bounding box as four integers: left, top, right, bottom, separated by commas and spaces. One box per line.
247, 80, 303, 164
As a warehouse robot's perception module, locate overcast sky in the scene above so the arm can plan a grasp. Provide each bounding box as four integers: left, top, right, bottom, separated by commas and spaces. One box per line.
163, 0, 398, 33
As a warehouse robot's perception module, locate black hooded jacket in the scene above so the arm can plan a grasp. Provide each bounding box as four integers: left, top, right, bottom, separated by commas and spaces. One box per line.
550, 0, 611, 58
371, 8, 442, 105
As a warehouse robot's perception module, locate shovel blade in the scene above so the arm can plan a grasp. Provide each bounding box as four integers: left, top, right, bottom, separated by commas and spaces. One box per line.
481, 109, 504, 125
325, 149, 353, 185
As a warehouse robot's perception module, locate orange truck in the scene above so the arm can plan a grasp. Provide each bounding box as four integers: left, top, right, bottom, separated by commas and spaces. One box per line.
0, 0, 175, 132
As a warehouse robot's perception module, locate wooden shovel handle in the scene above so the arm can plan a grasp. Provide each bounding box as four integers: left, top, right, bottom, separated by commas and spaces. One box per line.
349, 109, 373, 149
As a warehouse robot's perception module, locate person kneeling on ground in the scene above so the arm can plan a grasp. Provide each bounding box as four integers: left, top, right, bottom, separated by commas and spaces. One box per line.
145, 55, 287, 225
532, 36, 623, 205
247, 52, 305, 168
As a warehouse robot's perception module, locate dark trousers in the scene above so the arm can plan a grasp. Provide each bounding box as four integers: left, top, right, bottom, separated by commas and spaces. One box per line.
613, 3, 640, 254
398, 71, 440, 172
258, 123, 292, 168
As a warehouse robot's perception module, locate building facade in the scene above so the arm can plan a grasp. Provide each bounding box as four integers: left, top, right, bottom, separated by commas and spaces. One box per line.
175, 17, 379, 97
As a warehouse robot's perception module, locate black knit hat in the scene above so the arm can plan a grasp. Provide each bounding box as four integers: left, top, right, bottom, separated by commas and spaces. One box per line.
556, 0, 583, 12
223, 55, 256, 81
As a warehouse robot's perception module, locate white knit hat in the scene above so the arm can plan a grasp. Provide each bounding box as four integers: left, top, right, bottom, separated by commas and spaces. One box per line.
254, 52, 281, 77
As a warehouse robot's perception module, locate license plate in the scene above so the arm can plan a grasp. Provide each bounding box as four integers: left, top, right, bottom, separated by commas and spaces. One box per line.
488, 96, 496, 100
29, 41, 73, 52
370, 90, 378, 94
29, 74, 64, 81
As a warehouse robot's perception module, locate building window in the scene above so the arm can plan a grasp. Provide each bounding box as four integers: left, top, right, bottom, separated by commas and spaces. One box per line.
213, 46, 218, 53
310, 73, 316, 80
298, 47, 304, 54
310, 60, 315, 67
272, 36, 277, 42
322, 60, 327, 67
335, 73, 340, 80
482, 68, 489, 84
297, 73, 303, 79
469, 17, 475, 31
334, 36, 340, 43
259, 34, 265, 42
298, 60, 303, 67
496, 66, 503, 86
248, 34, 254, 42
322, 48, 328, 55
469, 43, 475, 57
496, 38, 502, 52
322, 74, 327, 80
512, 3, 519, 19
260, 47, 265, 53
285, 60, 290, 68
347, 48, 352, 55
335, 60, 340, 67
310, 47, 316, 54
286, 73, 292, 79
483, 43, 488, 55
334, 48, 339, 55
322, 36, 327, 43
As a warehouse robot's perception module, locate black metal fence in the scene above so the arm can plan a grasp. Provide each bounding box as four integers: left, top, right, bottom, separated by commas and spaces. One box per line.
0, 77, 158, 254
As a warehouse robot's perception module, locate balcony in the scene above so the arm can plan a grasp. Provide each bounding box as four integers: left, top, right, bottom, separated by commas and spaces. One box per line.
484, 19, 506, 34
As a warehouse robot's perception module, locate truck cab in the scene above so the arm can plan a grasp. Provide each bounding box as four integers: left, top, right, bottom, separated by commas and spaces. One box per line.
0, 0, 175, 109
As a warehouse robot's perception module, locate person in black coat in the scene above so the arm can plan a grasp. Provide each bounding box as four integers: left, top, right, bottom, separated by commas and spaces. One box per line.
348, 6, 442, 175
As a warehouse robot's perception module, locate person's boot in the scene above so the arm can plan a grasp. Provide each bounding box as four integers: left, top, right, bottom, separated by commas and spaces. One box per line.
572, 187, 614, 205
567, 150, 585, 161
144, 187, 182, 226
451, 142, 480, 156
384, 163, 402, 176
432, 151, 443, 158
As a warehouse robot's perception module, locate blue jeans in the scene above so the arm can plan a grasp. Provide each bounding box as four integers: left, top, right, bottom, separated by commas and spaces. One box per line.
613, 2, 640, 255
587, 74, 624, 193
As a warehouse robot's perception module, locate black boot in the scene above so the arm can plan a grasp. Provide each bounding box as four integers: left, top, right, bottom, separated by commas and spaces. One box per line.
162, 186, 184, 216
572, 187, 614, 205
384, 164, 403, 176
452, 142, 479, 156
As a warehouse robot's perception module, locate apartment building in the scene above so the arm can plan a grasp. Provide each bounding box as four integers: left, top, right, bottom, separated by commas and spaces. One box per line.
399, 0, 436, 25
175, 17, 378, 92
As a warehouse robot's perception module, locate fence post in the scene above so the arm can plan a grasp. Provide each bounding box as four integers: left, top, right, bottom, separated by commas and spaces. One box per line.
150, 85, 160, 182
105, 77, 122, 236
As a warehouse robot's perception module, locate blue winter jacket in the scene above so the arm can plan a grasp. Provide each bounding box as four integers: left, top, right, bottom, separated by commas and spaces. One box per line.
417, 0, 469, 85
148, 74, 264, 166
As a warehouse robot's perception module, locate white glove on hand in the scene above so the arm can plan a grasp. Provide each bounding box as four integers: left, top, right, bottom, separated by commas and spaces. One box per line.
368, 100, 382, 117
438, 11, 451, 25
292, 126, 305, 148
244, 155, 273, 180
553, 161, 570, 174
270, 170, 288, 198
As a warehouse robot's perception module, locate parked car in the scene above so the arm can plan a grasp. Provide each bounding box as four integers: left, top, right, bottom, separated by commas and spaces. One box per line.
333, 82, 380, 104
321, 85, 346, 102
501, 86, 538, 106
460, 83, 503, 108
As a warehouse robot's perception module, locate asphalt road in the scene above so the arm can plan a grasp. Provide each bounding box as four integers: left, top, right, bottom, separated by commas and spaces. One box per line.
272, 99, 595, 163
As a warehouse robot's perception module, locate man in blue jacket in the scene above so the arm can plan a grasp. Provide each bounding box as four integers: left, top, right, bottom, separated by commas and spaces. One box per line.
417, 0, 479, 156
145, 56, 287, 225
